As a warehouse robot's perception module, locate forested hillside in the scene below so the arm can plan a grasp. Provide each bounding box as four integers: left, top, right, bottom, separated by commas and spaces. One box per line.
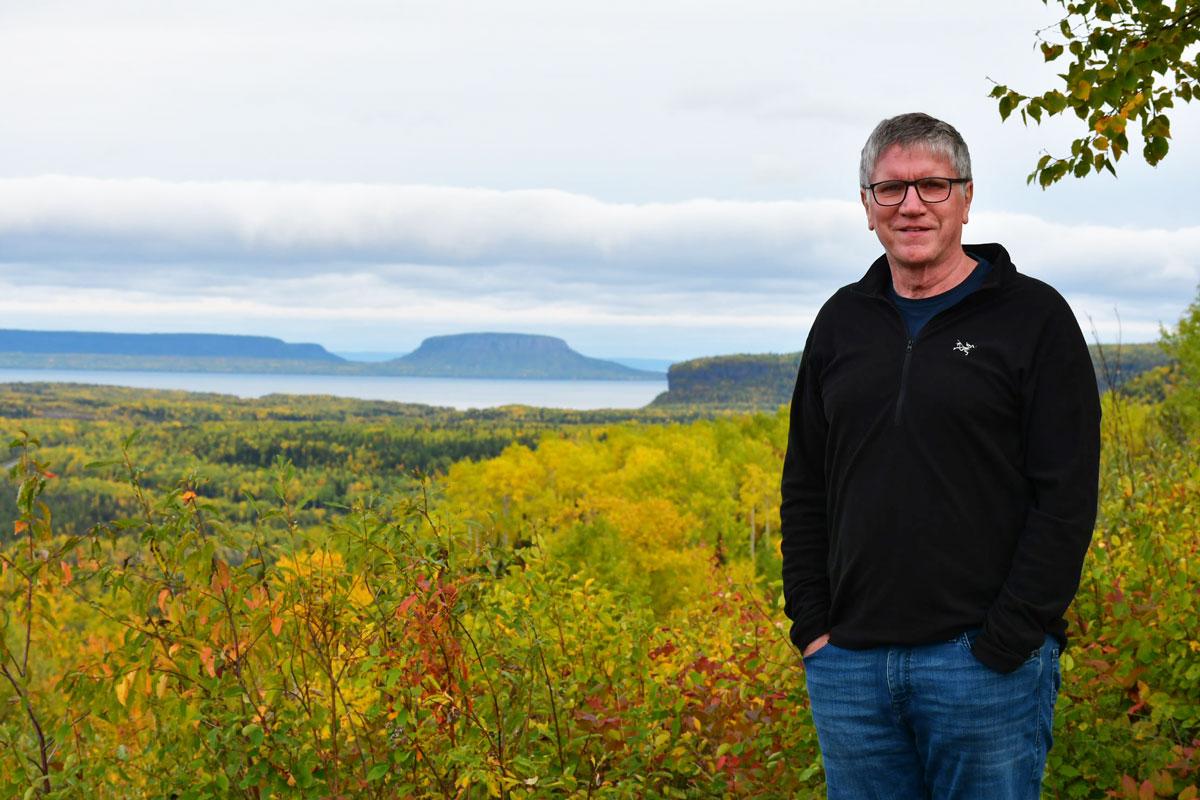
0, 294, 1198, 798
649, 353, 800, 411
0, 384, 713, 536
652, 342, 1170, 410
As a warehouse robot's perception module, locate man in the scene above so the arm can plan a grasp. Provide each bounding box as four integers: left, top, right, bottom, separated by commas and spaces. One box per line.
779, 112, 1100, 799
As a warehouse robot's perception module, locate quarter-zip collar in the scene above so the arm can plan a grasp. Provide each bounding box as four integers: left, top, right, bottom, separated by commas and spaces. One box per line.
851, 242, 1016, 299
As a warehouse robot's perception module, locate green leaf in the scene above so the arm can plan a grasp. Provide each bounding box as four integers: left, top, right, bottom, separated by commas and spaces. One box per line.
367, 763, 390, 782
1143, 115, 1171, 138
242, 723, 264, 747
1144, 136, 1169, 164
1042, 91, 1069, 114
999, 95, 1016, 121
1112, 131, 1128, 159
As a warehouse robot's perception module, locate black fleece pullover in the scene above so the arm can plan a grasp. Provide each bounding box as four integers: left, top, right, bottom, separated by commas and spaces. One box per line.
780, 243, 1101, 674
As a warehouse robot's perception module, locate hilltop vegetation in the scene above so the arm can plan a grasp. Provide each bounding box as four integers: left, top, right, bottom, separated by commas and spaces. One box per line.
649, 353, 800, 411
0, 292, 1198, 798
652, 342, 1170, 410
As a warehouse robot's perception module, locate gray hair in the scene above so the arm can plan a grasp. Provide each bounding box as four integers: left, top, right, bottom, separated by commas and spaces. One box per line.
859, 112, 972, 189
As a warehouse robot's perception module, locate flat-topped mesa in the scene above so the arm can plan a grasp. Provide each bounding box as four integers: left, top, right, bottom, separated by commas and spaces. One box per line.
382, 332, 662, 380
0, 329, 343, 361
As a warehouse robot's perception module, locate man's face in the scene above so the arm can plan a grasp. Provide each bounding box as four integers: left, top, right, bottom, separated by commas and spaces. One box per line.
861, 144, 973, 272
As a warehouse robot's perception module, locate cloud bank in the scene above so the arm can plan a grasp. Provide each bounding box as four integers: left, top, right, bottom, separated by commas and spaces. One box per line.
2, 176, 1196, 354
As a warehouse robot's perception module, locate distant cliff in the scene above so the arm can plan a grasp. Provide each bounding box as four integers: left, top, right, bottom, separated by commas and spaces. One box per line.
649, 342, 1170, 411
375, 333, 662, 380
0, 329, 342, 362
648, 352, 801, 410
1089, 342, 1171, 391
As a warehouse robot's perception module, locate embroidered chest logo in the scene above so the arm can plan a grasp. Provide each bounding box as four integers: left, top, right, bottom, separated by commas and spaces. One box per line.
953, 339, 975, 356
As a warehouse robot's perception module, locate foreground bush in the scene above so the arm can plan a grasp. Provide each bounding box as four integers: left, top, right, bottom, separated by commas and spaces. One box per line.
1, 437, 818, 799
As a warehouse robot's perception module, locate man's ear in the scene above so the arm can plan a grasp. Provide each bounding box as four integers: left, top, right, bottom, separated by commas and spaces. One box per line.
861, 188, 874, 231
962, 181, 973, 225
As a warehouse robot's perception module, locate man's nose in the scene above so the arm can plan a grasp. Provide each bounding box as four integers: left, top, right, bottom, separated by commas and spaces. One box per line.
898, 184, 927, 212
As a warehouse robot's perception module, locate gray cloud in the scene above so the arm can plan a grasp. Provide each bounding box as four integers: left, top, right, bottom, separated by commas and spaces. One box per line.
0, 176, 871, 280
1, 176, 1196, 353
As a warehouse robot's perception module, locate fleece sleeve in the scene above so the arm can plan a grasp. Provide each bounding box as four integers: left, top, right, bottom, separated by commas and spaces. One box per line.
779, 328, 832, 653
972, 295, 1101, 673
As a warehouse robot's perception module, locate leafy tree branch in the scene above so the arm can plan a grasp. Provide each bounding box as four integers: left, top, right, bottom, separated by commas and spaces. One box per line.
993, 0, 1199, 186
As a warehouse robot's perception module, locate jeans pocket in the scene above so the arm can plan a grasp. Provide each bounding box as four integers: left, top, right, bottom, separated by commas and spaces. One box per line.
1020, 634, 1058, 668
803, 641, 837, 664
953, 627, 982, 654
956, 629, 1049, 667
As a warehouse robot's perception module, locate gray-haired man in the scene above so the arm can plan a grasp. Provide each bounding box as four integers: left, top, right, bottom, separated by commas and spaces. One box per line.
780, 112, 1100, 798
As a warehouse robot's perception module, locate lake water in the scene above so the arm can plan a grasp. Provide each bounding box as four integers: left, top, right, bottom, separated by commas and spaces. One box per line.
0, 369, 668, 410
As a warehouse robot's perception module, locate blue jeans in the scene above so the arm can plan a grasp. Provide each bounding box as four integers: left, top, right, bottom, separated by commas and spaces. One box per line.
802, 629, 1060, 799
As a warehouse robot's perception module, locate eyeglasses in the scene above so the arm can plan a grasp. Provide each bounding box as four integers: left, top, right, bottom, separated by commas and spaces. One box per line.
863, 177, 971, 206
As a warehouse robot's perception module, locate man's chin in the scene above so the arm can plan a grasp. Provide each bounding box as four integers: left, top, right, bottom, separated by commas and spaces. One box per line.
889, 249, 936, 270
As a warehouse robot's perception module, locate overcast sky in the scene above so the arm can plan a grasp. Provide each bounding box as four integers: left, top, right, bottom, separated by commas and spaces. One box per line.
1, 0, 1197, 360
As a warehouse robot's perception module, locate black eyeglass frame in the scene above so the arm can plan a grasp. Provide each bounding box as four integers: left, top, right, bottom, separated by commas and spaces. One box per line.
862, 177, 972, 206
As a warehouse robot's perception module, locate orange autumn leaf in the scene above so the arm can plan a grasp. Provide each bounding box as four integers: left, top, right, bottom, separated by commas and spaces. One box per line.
14, 520, 28, 534
180, 490, 197, 504
157, 588, 171, 616
397, 594, 418, 616
115, 671, 137, 707
210, 559, 231, 593
243, 585, 267, 611
270, 616, 283, 637
60, 561, 73, 585
199, 646, 217, 678
41, 470, 57, 479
